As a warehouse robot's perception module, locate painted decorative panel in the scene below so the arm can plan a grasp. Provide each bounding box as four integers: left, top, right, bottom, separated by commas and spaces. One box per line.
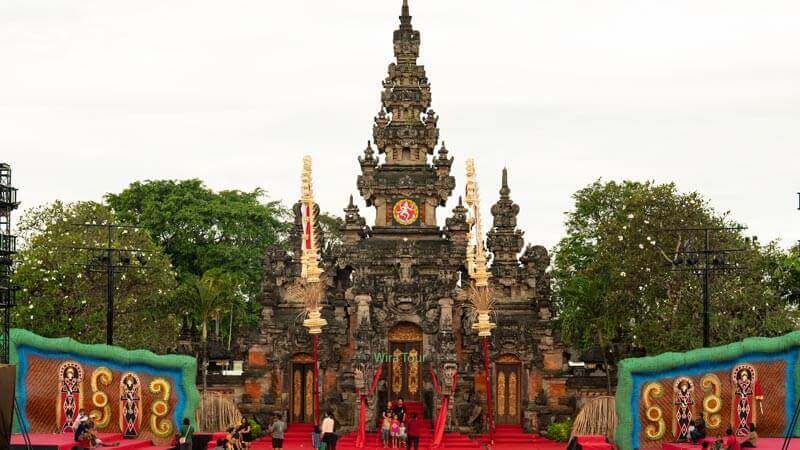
10, 329, 199, 444
616, 333, 800, 450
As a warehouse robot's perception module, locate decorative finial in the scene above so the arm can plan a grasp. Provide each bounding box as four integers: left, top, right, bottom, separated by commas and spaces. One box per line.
500, 167, 510, 198
400, 0, 412, 28
348, 194, 355, 208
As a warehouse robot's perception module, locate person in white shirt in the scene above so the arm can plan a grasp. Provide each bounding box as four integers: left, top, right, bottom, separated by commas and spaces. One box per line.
76, 409, 89, 425
320, 411, 337, 450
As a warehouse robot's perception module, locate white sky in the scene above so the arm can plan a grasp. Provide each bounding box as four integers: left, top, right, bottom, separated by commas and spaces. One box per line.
2, 0, 799, 250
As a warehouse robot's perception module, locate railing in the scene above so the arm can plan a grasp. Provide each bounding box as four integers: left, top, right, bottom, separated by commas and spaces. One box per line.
0, 185, 18, 206
0, 286, 16, 307
0, 233, 16, 254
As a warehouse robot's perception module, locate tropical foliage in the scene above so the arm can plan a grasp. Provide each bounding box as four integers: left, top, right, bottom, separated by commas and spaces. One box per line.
106, 179, 290, 343
553, 180, 800, 363
12, 201, 178, 352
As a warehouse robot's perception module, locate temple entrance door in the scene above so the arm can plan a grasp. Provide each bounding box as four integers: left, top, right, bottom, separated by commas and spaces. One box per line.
290, 354, 315, 424
388, 322, 423, 402
495, 354, 522, 425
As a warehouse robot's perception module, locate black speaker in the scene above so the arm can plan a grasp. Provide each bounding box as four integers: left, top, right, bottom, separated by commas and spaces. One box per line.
0, 364, 16, 449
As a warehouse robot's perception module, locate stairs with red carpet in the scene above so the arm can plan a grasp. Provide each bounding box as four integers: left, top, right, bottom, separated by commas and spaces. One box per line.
334, 401, 481, 450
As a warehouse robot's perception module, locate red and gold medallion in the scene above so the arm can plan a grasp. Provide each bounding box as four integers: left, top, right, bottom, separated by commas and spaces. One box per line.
392, 199, 419, 225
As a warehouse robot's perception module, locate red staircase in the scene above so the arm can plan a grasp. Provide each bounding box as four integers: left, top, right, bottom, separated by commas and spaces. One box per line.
334, 401, 480, 450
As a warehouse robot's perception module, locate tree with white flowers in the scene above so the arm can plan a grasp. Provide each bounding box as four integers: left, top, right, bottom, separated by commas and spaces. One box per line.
553, 180, 800, 367
12, 201, 178, 352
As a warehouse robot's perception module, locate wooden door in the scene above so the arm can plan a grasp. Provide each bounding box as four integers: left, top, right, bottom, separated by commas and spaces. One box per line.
291, 363, 314, 423
496, 363, 521, 425
389, 341, 422, 401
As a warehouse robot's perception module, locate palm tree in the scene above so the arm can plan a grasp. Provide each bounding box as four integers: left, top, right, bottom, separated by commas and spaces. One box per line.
188, 268, 239, 429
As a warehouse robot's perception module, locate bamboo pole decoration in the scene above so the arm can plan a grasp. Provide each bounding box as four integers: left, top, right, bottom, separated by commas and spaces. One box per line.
466, 160, 497, 447
299, 155, 327, 335
465, 159, 495, 337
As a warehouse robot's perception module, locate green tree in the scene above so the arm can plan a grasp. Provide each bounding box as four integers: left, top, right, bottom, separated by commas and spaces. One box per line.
105, 179, 290, 330
553, 180, 799, 362
12, 201, 178, 352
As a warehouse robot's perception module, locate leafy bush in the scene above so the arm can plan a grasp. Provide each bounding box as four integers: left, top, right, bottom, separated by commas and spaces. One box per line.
248, 418, 263, 439
545, 418, 574, 442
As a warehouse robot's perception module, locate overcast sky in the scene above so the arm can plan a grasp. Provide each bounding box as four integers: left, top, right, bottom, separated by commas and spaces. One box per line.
2, 0, 799, 250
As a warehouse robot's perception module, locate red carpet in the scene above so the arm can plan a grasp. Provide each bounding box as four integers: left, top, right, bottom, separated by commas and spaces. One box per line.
248, 412, 567, 450
573, 435, 613, 450
475, 425, 569, 450
663, 438, 800, 450
10, 432, 173, 450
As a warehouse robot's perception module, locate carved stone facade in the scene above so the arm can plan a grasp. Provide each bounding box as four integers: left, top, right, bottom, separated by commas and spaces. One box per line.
240, 1, 575, 434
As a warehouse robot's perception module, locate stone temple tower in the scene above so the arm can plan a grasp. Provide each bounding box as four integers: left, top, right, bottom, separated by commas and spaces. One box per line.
241, 0, 575, 434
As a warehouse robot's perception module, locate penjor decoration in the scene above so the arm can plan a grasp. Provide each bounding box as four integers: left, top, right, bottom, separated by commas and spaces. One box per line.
297, 155, 327, 425
464, 159, 496, 446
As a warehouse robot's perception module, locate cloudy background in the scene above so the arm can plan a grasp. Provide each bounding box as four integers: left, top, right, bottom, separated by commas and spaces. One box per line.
2, 0, 799, 249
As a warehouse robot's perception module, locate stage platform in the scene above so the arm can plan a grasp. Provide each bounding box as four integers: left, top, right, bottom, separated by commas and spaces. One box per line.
9, 432, 173, 450
663, 437, 800, 450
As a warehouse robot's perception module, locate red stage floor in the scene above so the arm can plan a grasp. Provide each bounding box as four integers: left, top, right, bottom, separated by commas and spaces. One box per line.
10, 432, 172, 450
663, 438, 800, 450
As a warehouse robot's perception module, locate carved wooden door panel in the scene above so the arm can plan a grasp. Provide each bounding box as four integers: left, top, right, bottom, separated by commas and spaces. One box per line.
496, 363, 521, 425
291, 363, 314, 423
389, 341, 422, 401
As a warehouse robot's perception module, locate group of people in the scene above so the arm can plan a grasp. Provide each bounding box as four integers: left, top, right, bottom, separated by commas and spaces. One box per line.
71, 402, 425, 450
211, 418, 255, 450
376, 398, 421, 450
309, 411, 339, 450
687, 415, 759, 450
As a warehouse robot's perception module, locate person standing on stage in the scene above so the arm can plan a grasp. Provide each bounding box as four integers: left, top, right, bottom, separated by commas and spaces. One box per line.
405, 412, 420, 450
392, 398, 406, 424
270, 414, 286, 450
321, 411, 338, 450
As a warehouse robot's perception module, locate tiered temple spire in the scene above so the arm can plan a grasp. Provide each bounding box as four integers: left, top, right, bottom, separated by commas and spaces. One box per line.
372, 0, 439, 165
357, 0, 455, 230
487, 168, 525, 278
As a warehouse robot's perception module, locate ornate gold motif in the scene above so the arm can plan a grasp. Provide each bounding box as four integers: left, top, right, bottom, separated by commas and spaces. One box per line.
643, 382, 666, 440
305, 370, 314, 422
509, 372, 518, 417
291, 353, 315, 364
148, 378, 173, 438
388, 322, 423, 342
393, 199, 419, 225
497, 372, 506, 416
392, 348, 403, 394
89, 367, 112, 429
701, 374, 723, 429
408, 349, 419, 395
293, 370, 302, 419
496, 354, 521, 364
